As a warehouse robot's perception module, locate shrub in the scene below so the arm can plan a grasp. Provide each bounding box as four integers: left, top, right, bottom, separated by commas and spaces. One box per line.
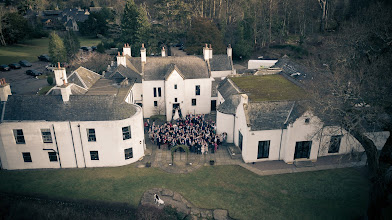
47, 76, 54, 85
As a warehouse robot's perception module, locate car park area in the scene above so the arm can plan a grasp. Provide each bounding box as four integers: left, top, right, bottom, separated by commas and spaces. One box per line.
0, 61, 50, 95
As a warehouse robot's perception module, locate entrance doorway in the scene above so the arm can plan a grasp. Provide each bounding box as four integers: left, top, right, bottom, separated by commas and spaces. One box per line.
211, 100, 216, 111
294, 141, 312, 159
173, 103, 180, 109
238, 131, 243, 151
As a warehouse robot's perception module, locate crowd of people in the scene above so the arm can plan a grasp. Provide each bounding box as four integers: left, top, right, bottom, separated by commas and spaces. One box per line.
146, 114, 227, 154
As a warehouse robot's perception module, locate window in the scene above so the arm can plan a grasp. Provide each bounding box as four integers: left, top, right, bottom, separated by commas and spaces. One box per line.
257, 141, 270, 159
195, 85, 200, 95
41, 129, 53, 143
22, 152, 32, 162
48, 152, 58, 162
174, 84, 177, 89
90, 151, 99, 160
192, 99, 196, 106
328, 135, 342, 153
124, 148, 133, 160
13, 129, 25, 144
305, 118, 310, 124
153, 87, 157, 97
174, 98, 178, 102
154, 101, 158, 107
122, 126, 131, 140
158, 87, 162, 97
87, 129, 96, 142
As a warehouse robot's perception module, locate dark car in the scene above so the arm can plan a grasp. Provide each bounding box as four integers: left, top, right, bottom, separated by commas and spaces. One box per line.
91, 46, 97, 51
19, 60, 32, 67
38, 54, 50, 62
0, 64, 10, 71
9, 63, 21, 69
26, 69, 42, 76
81, 46, 91, 51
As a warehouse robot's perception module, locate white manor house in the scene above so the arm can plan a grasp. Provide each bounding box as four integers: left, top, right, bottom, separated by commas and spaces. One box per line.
0, 44, 389, 170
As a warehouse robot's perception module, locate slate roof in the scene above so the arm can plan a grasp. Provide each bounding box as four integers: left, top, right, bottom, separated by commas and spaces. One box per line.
217, 95, 241, 115
110, 65, 142, 83
86, 78, 133, 102
211, 78, 222, 97
126, 56, 209, 81
272, 55, 314, 84
210, 55, 232, 71
246, 101, 296, 131
217, 78, 241, 100
68, 67, 101, 90
3, 95, 137, 122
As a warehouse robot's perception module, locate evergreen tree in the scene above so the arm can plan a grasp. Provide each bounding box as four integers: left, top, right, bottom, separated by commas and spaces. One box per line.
48, 32, 66, 64
121, 0, 151, 55
63, 31, 80, 61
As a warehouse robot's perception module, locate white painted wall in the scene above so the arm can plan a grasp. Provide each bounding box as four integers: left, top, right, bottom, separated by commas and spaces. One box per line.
165, 70, 185, 121
248, 60, 278, 69
216, 111, 234, 142
131, 83, 143, 104
217, 91, 225, 107
142, 80, 165, 118
0, 105, 145, 170
183, 78, 212, 116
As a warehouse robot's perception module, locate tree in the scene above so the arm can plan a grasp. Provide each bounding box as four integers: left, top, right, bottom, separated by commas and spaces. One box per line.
1, 12, 30, 45
306, 2, 392, 218
120, 0, 151, 55
63, 31, 80, 61
79, 8, 113, 37
48, 32, 67, 64
185, 17, 225, 55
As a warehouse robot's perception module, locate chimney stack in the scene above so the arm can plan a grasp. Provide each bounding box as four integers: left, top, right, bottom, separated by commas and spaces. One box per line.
60, 84, 72, 102
123, 43, 131, 57
161, 46, 166, 57
141, 43, 146, 63
54, 62, 67, 86
117, 51, 126, 67
227, 44, 232, 58
203, 44, 210, 61
0, 78, 12, 102
209, 44, 213, 60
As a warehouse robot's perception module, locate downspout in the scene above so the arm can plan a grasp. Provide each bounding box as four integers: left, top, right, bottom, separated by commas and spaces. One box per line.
77, 124, 87, 168
278, 126, 284, 160
233, 114, 236, 145
68, 121, 78, 168
52, 125, 62, 168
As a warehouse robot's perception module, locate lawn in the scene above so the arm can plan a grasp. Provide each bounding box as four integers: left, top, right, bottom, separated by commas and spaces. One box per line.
0, 166, 369, 220
230, 75, 307, 102
0, 36, 101, 64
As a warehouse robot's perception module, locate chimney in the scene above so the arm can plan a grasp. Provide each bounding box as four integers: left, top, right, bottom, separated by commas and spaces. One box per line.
203, 44, 209, 61
141, 43, 146, 63
60, 83, 72, 102
123, 43, 131, 57
209, 44, 213, 60
0, 78, 12, 102
161, 46, 166, 57
227, 44, 232, 58
54, 62, 67, 86
117, 52, 126, 67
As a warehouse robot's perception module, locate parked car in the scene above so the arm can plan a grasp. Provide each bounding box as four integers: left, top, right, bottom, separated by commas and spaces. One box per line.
38, 54, 50, 62
9, 63, 21, 69
0, 64, 10, 71
26, 69, 42, 76
91, 46, 97, 51
81, 46, 91, 51
19, 60, 32, 67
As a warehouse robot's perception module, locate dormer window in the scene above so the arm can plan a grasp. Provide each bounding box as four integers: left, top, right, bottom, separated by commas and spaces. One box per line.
305, 118, 310, 124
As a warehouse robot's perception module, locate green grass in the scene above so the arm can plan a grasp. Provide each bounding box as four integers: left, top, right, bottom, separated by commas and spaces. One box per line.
38, 85, 54, 95
0, 166, 369, 220
0, 36, 101, 64
230, 75, 307, 102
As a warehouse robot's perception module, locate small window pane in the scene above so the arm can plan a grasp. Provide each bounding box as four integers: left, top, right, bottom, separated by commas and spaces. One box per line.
257, 141, 270, 159
153, 87, 157, 97
87, 129, 96, 142
174, 84, 177, 89
195, 85, 200, 95
124, 148, 133, 160
174, 98, 177, 102
22, 152, 32, 162
48, 152, 58, 162
192, 99, 196, 106
328, 135, 342, 153
13, 129, 26, 144
90, 151, 99, 160
41, 129, 53, 143
158, 87, 162, 97
122, 126, 131, 140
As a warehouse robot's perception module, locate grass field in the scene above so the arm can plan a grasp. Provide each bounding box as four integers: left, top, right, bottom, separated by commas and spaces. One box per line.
0, 37, 101, 64
230, 75, 307, 102
0, 166, 369, 219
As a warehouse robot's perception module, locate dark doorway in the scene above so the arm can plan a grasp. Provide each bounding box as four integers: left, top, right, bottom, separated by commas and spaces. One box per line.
294, 141, 312, 159
173, 103, 180, 109
211, 100, 216, 111
238, 131, 243, 151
